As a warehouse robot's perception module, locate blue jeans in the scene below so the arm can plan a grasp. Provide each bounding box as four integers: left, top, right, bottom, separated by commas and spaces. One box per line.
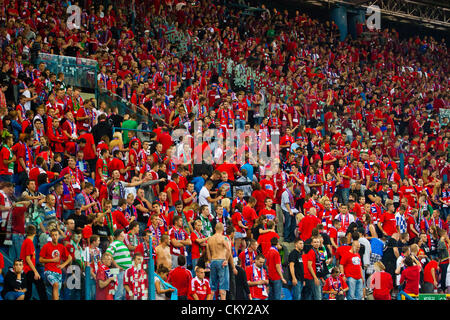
291, 281, 304, 300
347, 277, 363, 300
114, 270, 125, 300
282, 210, 296, 242
303, 279, 322, 300
210, 259, 229, 292
268, 279, 282, 300
10, 233, 24, 262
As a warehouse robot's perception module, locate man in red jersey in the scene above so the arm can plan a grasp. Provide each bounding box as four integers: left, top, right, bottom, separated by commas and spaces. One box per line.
265, 237, 287, 300
168, 255, 193, 300
39, 229, 72, 300
188, 266, 213, 300
246, 253, 269, 300
339, 240, 364, 300
20, 224, 47, 300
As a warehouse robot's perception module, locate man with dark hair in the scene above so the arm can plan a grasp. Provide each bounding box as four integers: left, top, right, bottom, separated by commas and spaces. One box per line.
265, 237, 286, 300
39, 228, 72, 300
1, 259, 27, 300
303, 236, 323, 300
20, 224, 47, 300
289, 238, 305, 300
124, 252, 148, 300
246, 253, 268, 300
168, 254, 192, 300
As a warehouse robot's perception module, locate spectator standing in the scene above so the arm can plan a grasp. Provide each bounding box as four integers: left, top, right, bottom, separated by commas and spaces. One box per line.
399, 256, 422, 297
266, 237, 287, 300
124, 252, 148, 300
95, 252, 116, 300
20, 224, 47, 300
39, 228, 72, 300
339, 239, 364, 300
288, 238, 305, 300
168, 255, 192, 300
106, 229, 132, 300
246, 254, 269, 300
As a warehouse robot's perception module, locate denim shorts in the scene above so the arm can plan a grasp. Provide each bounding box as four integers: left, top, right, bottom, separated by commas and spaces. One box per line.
210, 259, 229, 291
4, 291, 25, 300
44, 270, 63, 289
234, 231, 247, 239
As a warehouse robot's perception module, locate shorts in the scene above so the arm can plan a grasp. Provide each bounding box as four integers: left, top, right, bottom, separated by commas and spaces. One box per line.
210, 259, 229, 291
4, 291, 25, 300
234, 231, 246, 239
44, 270, 63, 289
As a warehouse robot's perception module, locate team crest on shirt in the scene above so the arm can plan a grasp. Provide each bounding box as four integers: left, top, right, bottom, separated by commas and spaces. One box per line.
351, 256, 361, 265
52, 250, 60, 258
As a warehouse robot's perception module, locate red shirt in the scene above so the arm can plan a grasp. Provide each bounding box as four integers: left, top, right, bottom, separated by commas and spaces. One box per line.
124, 265, 148, 300
370, 271, 393, 300
231, 211, 245, 233
79, 133, 96, 160
188, 277, 211, 300
340, 251, 363, 280
190, 230, 205, 260
168, 266, 192, 297
246, 264, 269, 300
423, 260, 439, 284
380, 212, 397, 236
322, 275, 348, 300
298, 214, 321, 241
265, 246, 282, 281
20, 238, 36, 274
303, 248, 320, 280
215, 163, 239, 181
400, 265, 421, 295
112, 209, 129, 230
0, 146, 13, 175
40, 241, 70, 274
257, 231, 279, 257
96, 263, 115, 300
164, 181, 180, 206
169, 226, 189, 256
242, 205, 258, 229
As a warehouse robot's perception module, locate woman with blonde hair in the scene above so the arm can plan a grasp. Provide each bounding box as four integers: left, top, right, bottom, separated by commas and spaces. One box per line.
368, 261, 393, 300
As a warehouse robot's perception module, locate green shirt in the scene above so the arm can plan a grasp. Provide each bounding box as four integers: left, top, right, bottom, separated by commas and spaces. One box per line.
106, 240, 132, 270
121, 119, 138, 145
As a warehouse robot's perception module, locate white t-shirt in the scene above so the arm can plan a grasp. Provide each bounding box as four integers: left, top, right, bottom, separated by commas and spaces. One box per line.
23, 89, 31, 111
395, 256, 405, 286
199, 186, 211, 213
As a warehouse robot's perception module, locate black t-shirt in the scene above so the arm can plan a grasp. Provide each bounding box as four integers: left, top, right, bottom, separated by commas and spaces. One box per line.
382, 236, 399, 266
288, 249, 304, 281
68, 213, 88, 231
364, 189, 377, 204
134, 198, 150, 225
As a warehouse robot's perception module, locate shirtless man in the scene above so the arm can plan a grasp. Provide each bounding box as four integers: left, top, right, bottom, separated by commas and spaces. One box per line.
155, 234, 172, 270
206, 223, 237, 300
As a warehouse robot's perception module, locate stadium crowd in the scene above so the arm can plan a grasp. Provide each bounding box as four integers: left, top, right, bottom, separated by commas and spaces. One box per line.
0, 0, 449, 301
